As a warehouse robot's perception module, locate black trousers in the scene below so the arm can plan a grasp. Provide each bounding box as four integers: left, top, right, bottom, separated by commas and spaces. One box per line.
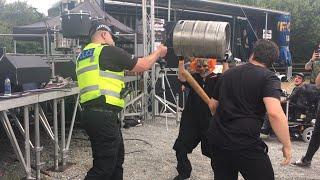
81, 108, 124, 180
173, 111, 211, 179
304, 115, 320, 161
211, 145, 274, 180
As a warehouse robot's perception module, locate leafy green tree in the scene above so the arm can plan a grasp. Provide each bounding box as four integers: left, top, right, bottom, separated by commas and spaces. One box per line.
0, 1, 43, 26
0, 1, 44, 53
0, 21, 12, 52
0, 0, 5, 8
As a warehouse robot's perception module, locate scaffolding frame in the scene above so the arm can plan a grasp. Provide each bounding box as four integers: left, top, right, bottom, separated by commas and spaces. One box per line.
121, 0, 181, 123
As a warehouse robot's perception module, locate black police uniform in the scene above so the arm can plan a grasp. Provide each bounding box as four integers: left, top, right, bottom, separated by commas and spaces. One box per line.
81, 46, 137, 180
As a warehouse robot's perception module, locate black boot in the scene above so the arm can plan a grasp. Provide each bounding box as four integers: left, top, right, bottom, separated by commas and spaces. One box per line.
175, 151, 192, 179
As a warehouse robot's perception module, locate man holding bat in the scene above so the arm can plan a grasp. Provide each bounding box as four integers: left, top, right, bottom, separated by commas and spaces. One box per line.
173, 58, 228, 180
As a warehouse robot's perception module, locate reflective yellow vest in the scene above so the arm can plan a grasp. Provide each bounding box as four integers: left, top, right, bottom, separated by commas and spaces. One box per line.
76, 43, 125, 108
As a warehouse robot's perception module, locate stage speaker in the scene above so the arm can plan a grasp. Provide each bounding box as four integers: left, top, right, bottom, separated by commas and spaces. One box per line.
0, 55, 50, 93
54, 60, 77, 80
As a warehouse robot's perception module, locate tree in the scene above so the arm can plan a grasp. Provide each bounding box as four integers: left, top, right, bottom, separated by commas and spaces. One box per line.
0, 0, 5, 8
0, 21, 12, 51
0, 1, 43, 26
0, 1, 44, 53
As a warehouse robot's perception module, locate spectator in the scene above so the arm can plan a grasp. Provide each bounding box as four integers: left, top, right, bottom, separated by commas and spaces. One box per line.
305, 43, 320, 84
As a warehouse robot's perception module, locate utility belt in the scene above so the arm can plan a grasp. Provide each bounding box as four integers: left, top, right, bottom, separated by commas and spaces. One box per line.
82, 105, 122, 124
81, 99, 122, 112
87, 107, 118, 113
81, 86, 132, 111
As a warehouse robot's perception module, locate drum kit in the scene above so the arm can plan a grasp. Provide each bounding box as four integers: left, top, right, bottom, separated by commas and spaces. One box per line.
61, 11, 92, 38
55, 10, 102, 52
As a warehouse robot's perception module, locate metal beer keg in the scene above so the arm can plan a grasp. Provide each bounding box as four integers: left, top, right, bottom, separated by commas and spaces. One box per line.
173, 20, 231, 59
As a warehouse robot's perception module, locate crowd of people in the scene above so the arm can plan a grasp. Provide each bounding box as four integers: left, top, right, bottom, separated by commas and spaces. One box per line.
75, 21, 319, 180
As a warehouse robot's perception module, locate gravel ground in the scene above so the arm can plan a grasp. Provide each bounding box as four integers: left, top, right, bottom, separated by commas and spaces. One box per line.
0, 117, 320, 180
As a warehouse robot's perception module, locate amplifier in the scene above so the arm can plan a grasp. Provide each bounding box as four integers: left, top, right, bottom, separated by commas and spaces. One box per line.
0, 55, 51, 93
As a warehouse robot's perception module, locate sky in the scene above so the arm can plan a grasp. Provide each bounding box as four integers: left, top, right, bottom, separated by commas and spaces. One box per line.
5, 0, 61, 15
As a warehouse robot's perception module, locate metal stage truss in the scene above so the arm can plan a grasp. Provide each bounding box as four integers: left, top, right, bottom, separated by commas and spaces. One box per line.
121, 0, 181, 124
0, 31, 149, 179
0, 1, 181, 179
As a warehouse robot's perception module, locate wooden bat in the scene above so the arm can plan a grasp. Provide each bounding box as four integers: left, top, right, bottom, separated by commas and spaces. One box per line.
181, 69, 211, 105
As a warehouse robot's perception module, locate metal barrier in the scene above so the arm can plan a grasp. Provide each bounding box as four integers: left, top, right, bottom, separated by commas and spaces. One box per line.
0, 87, 80, 179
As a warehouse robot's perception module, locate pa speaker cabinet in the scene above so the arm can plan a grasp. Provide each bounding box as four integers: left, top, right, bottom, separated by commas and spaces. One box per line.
0, 55, 50, 93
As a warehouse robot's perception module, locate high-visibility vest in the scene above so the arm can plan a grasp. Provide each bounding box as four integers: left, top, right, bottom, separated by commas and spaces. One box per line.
76, 43, 125, 108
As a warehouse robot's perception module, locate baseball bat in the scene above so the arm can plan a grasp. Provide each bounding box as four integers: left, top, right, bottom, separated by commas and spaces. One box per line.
181, 69, 211, 105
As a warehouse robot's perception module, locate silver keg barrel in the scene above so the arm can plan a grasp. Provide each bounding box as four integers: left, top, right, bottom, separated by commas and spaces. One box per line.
173, 20, 231, 59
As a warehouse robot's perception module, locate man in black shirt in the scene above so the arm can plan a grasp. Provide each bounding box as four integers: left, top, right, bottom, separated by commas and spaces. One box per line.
78, 22, 167, 180
173, 59, 228, 180
207, 39, 292, 180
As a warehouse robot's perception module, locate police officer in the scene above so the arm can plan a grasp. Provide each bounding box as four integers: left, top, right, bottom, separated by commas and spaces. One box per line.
76, 21, 167, 180
173, 58, 228, 180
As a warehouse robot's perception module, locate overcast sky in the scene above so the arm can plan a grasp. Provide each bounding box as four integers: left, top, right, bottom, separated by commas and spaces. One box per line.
5, 0, 61, 15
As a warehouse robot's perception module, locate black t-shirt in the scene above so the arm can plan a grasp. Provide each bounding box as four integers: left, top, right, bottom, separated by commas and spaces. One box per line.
290, 84, 320, 109
288, 86, 302, 105
99, 45, 138, 72
182, 72, 220, 126
82, 45, 138, 110
207, 63, 281, 150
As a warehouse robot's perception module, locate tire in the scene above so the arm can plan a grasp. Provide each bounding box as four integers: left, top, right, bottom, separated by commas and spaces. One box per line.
302, 127, 314, 143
